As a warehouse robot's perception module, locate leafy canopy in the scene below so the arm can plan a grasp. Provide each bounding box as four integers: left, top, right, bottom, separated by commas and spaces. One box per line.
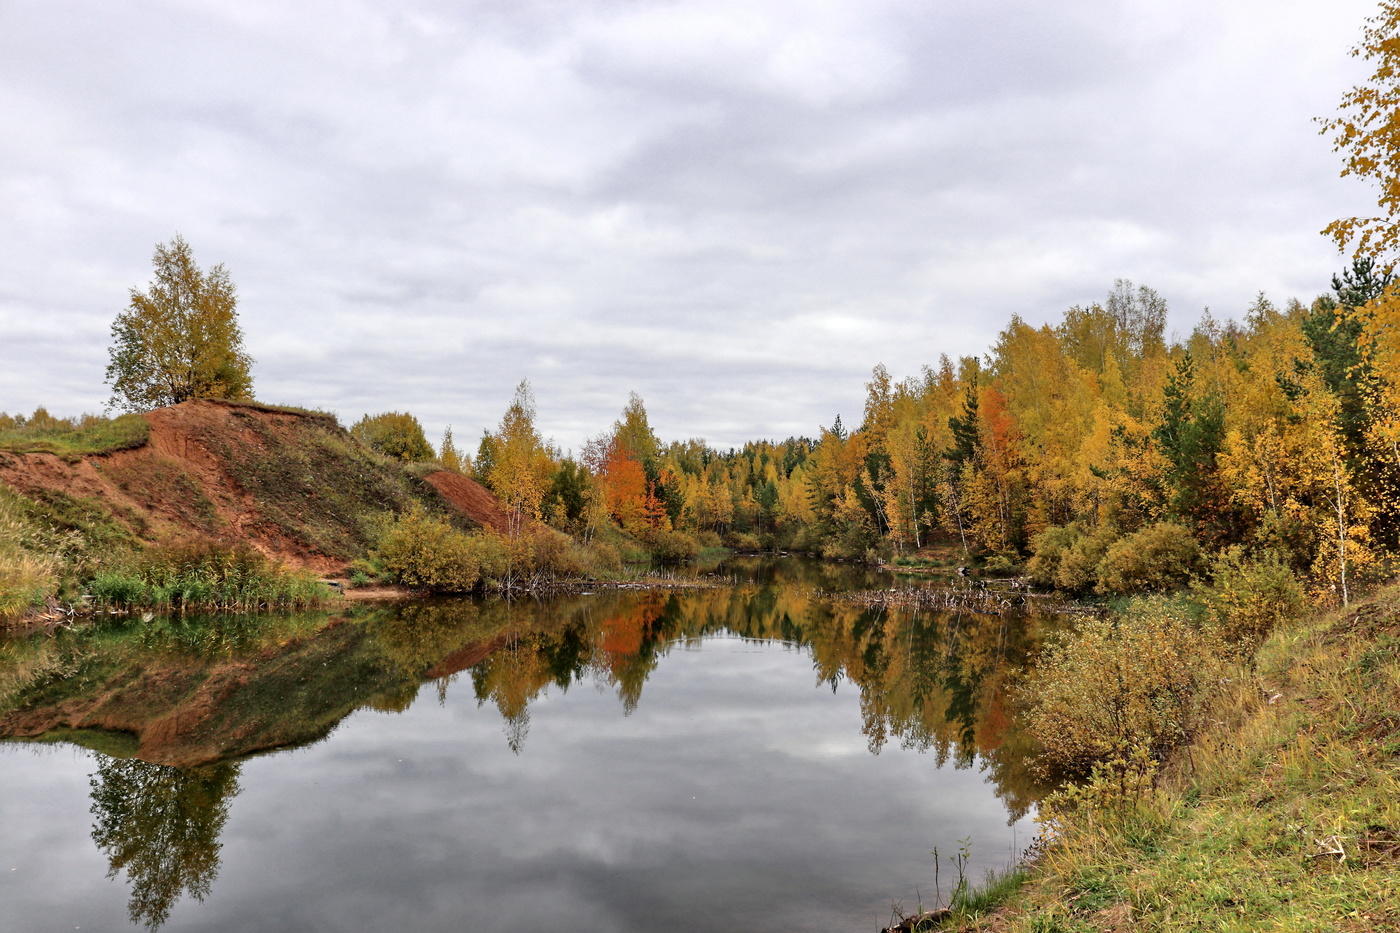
105, 235, 253, 412
350, 411, 435, 462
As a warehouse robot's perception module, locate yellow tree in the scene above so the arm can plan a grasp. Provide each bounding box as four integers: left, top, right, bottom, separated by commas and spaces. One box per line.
106, 235, 253, 412
487, 380, 556, 538
439, 426, 467, 473
1321, 1, 1400, 263
1294, 369, 1374, 606
1322, 2, 1400, 483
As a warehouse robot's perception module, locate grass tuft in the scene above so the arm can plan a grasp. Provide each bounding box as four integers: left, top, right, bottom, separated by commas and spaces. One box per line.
88, 542, 330, 611
0, 412, 150, 459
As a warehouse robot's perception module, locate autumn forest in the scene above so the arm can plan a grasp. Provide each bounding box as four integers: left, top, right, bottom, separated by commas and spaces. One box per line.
350, 265, 1388, 611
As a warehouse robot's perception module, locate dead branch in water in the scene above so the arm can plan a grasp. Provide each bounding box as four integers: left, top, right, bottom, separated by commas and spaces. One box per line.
823, 583, 1092, 617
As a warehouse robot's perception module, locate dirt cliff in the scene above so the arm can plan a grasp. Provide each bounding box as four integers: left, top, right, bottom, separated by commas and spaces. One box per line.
0, 399, 507, 573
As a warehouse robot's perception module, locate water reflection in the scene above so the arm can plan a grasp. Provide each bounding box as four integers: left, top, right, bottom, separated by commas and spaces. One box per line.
377, 586, 1051, 818
89, 757, 241, 929
0, 557, 1056, 931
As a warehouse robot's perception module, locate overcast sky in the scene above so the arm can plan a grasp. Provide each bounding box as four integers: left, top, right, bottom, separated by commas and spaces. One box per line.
0, 0, 1384, 453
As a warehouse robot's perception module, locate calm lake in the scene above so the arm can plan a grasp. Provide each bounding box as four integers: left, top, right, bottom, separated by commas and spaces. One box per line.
0, 557, 1056, 932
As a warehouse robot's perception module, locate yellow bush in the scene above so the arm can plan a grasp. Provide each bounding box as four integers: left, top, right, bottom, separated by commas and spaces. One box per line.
1026, 524, 1081, 588
1198, 548, 1305, 658
1095, 522, 1201, 595
350, 411, 435, 462
644, 527, 700, 562
1022, 601, 1221, 778
376, 507, 481, 591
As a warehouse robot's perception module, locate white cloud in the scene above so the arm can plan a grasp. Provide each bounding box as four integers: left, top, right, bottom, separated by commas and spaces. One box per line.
0, 0, 1382, 447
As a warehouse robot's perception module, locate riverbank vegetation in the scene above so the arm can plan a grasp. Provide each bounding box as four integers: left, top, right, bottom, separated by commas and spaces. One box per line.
918, 583, 1400, 933
87, 543, 328, 612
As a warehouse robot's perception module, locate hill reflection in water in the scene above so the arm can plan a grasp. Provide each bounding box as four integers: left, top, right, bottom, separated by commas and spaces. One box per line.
0, 557, 1058, 932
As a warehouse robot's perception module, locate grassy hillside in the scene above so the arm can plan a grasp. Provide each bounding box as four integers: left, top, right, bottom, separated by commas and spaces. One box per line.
938, 588, 1400, 933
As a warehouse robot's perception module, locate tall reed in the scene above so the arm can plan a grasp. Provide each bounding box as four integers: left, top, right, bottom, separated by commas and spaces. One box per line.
88, 542, 328, 611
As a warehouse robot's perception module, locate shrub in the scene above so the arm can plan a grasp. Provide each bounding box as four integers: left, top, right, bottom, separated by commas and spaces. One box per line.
1022, 600, 1221, 778
1197, 547, 1306, 658
645, 527, 700, 562
505, 527, 578, 578
728, 531, 763, 552
350, 411, 435, 462
984, 553, 1018, 575
1026, 524, 1082, 588
470, 533, 510, 580
583, 540, 622, 574
1058, 525, 1119, 593
376, 506, 481, 591
1096, 522, 1201, 595
787, 526, 822, 554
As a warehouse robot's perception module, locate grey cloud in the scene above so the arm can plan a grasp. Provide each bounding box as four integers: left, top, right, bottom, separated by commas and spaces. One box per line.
0, 0, 1382, 449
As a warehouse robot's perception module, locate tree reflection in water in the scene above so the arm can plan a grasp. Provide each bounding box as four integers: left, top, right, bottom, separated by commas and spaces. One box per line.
371, 566, 1057, 819
88, 756, 241, 930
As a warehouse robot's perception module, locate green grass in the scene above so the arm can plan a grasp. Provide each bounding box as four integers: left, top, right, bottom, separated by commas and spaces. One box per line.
947, 865, 1033, 922
0, 413, 150, 459
88, 543, 331, 612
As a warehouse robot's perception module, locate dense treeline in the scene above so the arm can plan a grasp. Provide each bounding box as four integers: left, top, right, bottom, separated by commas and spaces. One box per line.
373, 269, 1395, 606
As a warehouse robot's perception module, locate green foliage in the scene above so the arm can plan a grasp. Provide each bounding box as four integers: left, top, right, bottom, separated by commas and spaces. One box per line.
106, 234, 253, 412
544, 458, 590, 529
1096, 522, 1201, 595
1152, 352, 1228, 532
1058, 526, 1118, 593
1197, 547, 1306, 657
1026, 524, 1081, 588
1023, 602, 1221, 778
349, 411, 435, 462
88, 543, 328, 611
1026, 523, 1125, 594
375, 506, 490, 591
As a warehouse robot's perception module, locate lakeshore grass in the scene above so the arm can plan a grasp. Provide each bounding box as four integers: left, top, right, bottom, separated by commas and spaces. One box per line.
88, 543, 330, 612
944, 586, 1400, 932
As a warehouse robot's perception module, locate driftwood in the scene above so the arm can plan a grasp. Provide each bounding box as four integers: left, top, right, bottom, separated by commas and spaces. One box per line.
881, 907, 951, 932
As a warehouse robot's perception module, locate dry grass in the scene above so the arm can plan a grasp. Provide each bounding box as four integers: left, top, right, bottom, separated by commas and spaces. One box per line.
961, 587, 1400, 933
0, 486, 59, 622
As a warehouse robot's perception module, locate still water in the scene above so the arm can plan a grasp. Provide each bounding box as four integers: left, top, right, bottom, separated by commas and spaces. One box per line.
0, 558, 1054, 932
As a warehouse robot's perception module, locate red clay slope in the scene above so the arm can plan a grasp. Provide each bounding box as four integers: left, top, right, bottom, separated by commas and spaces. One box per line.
0, 399, 506, 573
424, 470, 513, 534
